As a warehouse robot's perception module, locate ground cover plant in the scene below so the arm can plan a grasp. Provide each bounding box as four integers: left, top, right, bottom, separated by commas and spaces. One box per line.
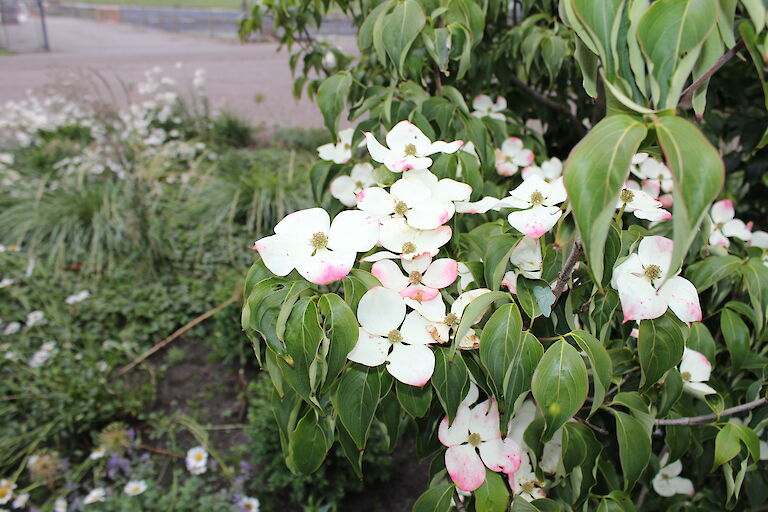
240, 1, 768, 510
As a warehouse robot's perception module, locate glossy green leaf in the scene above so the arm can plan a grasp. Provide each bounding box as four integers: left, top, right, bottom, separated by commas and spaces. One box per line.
396, 379, 433, 418
687, 322, 717, 362
741, 257, 768, 332
279, 299, 324, 407
655, 115, 724, 276
475, 469, 510, 512
382, 0, 426, 77
532, 339, 589, 440
713, 423, 742, 469
638, 314, 685, 388
432, 348, 470, 421
483, 234, 520, 291
317, 72, 352, 136
333, 365, 383, 449
453, 291, 511, 356
685, 254, 742, 292
721, 308, 750, 370
479, 303, 523, 400
287, 411, 330, 475
569, 0, 625, 78
564, 115, 647, 284
569, 330, 613, 416
614, 410, 651, 490
412, 482, 454, 512
318, 293, 358, 392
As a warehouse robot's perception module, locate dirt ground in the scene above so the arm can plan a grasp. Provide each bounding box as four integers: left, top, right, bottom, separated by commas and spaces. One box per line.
2, 16, 355, 127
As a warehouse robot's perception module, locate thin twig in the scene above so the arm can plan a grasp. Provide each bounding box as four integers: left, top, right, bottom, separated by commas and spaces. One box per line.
507, 74, 587, 137
655, 397, 767, 426
575, 417, 609, 436
116, 287, 241, 376
552, 239, 583, 303
138, 444, 184, 459
680, 39, 744, 108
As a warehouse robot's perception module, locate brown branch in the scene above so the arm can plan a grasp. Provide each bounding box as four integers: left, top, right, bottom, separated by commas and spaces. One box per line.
507, 74, 587, 137
575, 417, 609, 436
115, 287, 241, 376
138, 444, 184, 459
680, 39, 744, 108
552, 239, 583, 303
655, 397, 767, 426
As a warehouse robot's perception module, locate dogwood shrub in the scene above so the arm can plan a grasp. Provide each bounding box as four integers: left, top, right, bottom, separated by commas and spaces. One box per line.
241, 1, 768, 510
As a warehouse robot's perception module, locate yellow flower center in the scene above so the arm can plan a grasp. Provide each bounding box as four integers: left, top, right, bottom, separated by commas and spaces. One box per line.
310, 232, 328, 250
402, 242, 416, 254
644, 264, 661, 280
620, 189, 634, 203
0, 489, 7, 498
530, 190, 544, 205
715, 222, 724, 230
343, 143, 351, 150
404, 143, 417, 156
681, 371, 691, 382
355, 181, 364, 189
195, 453, 203, 462
468, 432, 482, 447
394, 200, 409, 216
504, 156, 512, 163
387, 329, 403, 344
443, 313, 458, 326
408, 270, 422, 285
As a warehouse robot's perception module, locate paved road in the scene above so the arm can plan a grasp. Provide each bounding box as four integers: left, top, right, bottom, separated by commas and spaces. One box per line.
2, 16, 355, 127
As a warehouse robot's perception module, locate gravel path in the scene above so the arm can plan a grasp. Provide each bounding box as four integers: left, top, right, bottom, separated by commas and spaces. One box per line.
2, 16, 354, 127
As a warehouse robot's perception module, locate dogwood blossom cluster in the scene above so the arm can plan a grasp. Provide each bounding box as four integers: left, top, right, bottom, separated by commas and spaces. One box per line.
471, 94, 507, 122
708, 199, 752, 248
630, 153, 674, 207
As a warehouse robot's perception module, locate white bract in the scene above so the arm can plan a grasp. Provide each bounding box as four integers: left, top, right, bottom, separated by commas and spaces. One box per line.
83, 488, 106, 505
252, 208, 379, 285
346, 287, 438, 387
329, 163, 375, 207
502, 237, 543, 294
679, 347, 716, 398
616, 182, 671, 222
511, 453, 547, 501
521, 157, 562, 182
371, 255, 457, 303
185, 446, 208, 475
123, 480, 148, 496
438, 383, 522, 492
495, 138, 535, 176
377, 217, 452, 260
751, 230, 768, 249
611, 236, 701, 323
317, 127, 355, 164
503, 175, 567, 239
709, 199, 751, 248
652, 456, 694, 497
471, 94, 507, 122
364, 120, 463, 173
631, 153, 674, 194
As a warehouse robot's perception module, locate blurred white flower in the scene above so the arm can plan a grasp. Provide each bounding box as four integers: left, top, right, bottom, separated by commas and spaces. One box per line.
83, 488, 106, 505
123, 480, 148, 496
2, 323, 20, 335
330, 162, 375, 207
317, 128, 354, 164
238, 496, 261, 511
54, 497, 67, 512
0, 479, 16, 504
89, 447, 106, 460
652, 456, 693, 497
12, 493, 29, 508
471, 94, 506, 122
97, 360, 109, 372
26, 310, 44, 327
0, 279, 13, 289
185, 446, 208, 475
65, 291, 91, 304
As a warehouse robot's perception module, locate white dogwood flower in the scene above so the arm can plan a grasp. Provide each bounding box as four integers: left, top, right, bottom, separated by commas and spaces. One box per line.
502, 237, 543, 294
83, 488, 106, 505
679, 348, 716, 398
709, 200, 751, 248
611, 236, 701, 323
371, 255, 458, 302
471, 94, 507, 122
377, 217, 452, 260
185, 446, 208, 475
364, 121, 463, 173
357, 178, 458, 230
511, 453, 547, 501
751, 230, 768, 249
252, 208, 378, 285
317, 127, 354, 164
124, 480, 148, 496
617, 183, 671, 222
329, 163, 375, 207
438, 383, 522, 492
347, 287, 439, 386
652, 456, 694, 497
631, 153, 674, 193
427, 289, 492, 349
495, 138, 534, 176
521, 157, 562, 183
503, 175, 566, 239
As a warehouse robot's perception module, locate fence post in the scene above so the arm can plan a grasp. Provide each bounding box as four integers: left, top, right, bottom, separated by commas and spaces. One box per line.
37, 0, 49, 50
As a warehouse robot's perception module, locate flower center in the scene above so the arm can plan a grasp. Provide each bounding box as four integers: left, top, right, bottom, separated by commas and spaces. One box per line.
355, 181, 364, 189
408, 271, 422, 285
195, 453, 203, 461
387, 329, 403, 344
643, 264, 661, 280
310, 232, 328, 249
530, 190, 544, 205
468, 432, 482, 447
715, 222, 724, 230
404, 143, 418, 156
521, 481, 535, 494
504, 156, 512, 163
402, 242, 416, 254
620, 189, 634, 203
394, 200, 409, 216
0, 489, 6, 498
443, 313, 458, 326
343, 143, 351, 150
681, 371, 691, 382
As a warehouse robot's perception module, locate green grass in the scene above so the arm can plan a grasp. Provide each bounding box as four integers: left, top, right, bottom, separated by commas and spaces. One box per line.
67, 0, 251, 9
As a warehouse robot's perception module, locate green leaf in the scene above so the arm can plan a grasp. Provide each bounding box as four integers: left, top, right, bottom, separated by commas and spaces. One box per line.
412, 482, 454, 512
721, 308, 750, 370
333, 365, 383, 449
479, 303, 523, 399
382, 0, 426, 77
453, 291, 511, 356
531, 339, 589, 440
691, 26, 725, 114
396, 379, 433, 418
740, 21, 768, 109
687, 322, 717, 362
573, 37, 599, 97
637, 0, 718, 107
568, 330, 613, 417
317, 72, 352, 136
287, 411, 330, 475
279, 299, 324, 407
359, 0, 391, 50
741, 257, 768, 333
614, 410, 651, 490
308, 161, 334, 204
655, 115, 724, 276
741, 0, 766, 33
432, 348, 469, 421
318, 293, 358, 392
730, 422, 762, 462
475, 470, 510, 512
569, 0, 625, 79
516, 278, 556, 319
638, 314, 685, 388
483, 234, 520, 291
685, 254, 743, 292
713, 423, 742, 469
564, 115, 647, 284
337, 421, 363, 477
